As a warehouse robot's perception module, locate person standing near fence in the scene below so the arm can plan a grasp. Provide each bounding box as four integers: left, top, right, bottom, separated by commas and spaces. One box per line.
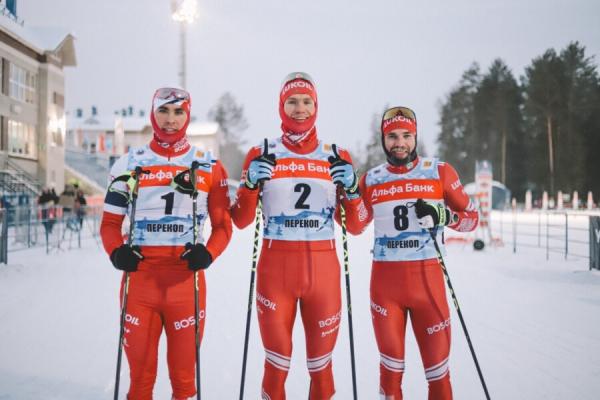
343, 106, 479, 399
100, 87, 232, 400
75, 188, 87, 228
38, 188, 58, 234
58, 184, 76, 213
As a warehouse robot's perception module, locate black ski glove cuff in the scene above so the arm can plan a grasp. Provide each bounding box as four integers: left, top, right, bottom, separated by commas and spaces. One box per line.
415, 199, 451, 226
110, 245, 144, 272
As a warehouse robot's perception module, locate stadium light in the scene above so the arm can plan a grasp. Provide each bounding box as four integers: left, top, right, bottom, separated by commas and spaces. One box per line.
170, 0, 198, 89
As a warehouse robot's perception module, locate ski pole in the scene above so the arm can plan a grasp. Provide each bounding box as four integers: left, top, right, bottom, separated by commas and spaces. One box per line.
114, 166, 144, 400
189, 160, 202, 400
329, 143, 358, 399
429, 228, 491, 400
339, 196, 358, 400
238, 187, 262, 400
239, 138, 271, 400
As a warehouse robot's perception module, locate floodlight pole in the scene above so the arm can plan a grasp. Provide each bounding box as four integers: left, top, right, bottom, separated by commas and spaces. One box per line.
179, 22, 187, 89
171, 0, 198, 90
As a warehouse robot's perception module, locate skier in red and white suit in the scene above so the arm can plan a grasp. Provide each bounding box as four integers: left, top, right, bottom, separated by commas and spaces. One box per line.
344, 107, 479, 399
231, 72, 363, 400
100, 87, 232, 400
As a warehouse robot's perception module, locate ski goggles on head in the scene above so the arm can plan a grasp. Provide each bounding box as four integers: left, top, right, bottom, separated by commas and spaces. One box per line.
153, 87, 191, 110
280, 71, 315, 89
381, 106, 417, 134
280, 72, 317, 102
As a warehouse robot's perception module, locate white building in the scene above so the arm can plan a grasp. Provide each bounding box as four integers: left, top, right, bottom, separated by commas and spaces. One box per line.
0, 1, 76, 194
67, 110, 221, 157
65, 109, 221, 191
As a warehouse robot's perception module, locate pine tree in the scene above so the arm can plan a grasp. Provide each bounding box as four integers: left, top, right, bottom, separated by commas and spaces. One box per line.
556, 43, 599, 194
473, 59, 526, 198
522, 49, 564, 195
437, 64, 481, 181
436, 43, 600, 201
523, 42, 600, 196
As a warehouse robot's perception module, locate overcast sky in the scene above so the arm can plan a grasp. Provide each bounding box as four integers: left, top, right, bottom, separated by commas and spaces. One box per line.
21, 0, 600, 161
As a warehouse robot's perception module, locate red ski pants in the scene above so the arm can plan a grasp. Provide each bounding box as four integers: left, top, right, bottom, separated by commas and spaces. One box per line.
370, 261, 452, 400
120, 269, 206, 400
256, 240, 341, 400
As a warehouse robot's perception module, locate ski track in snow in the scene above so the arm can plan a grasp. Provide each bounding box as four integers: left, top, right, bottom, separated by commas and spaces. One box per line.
1, 224, 600, 399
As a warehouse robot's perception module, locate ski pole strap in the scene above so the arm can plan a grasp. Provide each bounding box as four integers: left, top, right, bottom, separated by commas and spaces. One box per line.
190, 161, 200, 198
434, 203, 448, 226
339, 197, 350, 275
190, 161, 200, 244
253, 188, 263, 272
171, 161, 208, 197
131, 166, 146, 198
107, 170, 145, 204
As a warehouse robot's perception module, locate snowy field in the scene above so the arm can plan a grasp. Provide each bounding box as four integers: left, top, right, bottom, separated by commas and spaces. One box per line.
1, 221, 600, 399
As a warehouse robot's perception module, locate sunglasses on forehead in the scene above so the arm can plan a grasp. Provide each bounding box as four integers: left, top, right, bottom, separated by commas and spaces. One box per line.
382, 106, 417, 123
281, 72, 315, 88
154, 87, 190, 101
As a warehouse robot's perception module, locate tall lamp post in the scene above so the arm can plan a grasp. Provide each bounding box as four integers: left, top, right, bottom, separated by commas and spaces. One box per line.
171, 0, 198, 89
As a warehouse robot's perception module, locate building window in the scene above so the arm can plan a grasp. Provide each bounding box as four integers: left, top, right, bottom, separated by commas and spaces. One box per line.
9, 63, 37, 104
8, 119, 36, 158
53, 92, 64, 107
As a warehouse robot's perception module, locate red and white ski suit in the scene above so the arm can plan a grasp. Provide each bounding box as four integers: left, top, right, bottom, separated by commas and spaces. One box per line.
344, 157, 478, 400
101, 141, 232, 400
232, 137, 362, 400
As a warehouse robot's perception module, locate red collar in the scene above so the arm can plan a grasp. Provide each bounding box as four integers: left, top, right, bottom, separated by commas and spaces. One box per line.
386, 156, 420, 174
280, 127, 319, 154
149, 138, 191, 158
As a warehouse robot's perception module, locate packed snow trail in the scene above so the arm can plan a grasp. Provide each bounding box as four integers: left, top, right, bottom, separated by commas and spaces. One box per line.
1, 225, 599, 399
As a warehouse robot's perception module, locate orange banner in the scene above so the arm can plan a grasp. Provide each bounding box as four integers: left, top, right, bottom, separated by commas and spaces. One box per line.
138, 165, 211, 192
370, 179, 443, 204
271, 158, 331, 180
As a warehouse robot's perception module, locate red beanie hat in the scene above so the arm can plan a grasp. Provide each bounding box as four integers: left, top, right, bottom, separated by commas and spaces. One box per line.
381, 109, 417, 136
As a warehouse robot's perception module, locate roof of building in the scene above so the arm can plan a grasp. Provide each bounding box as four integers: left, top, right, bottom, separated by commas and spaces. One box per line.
0, 10, 76, 66
68, 115, 116, 131
67, 115, 149, 132
120, 116, 151, 132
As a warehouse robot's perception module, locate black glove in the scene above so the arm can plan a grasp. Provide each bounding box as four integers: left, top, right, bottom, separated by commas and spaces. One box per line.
110, 244, 144, 272
180, 242, 213, 271
414, 199, 452, 228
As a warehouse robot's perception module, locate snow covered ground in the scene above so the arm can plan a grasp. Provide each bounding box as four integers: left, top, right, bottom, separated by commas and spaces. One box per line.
1, 221, 600, 399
